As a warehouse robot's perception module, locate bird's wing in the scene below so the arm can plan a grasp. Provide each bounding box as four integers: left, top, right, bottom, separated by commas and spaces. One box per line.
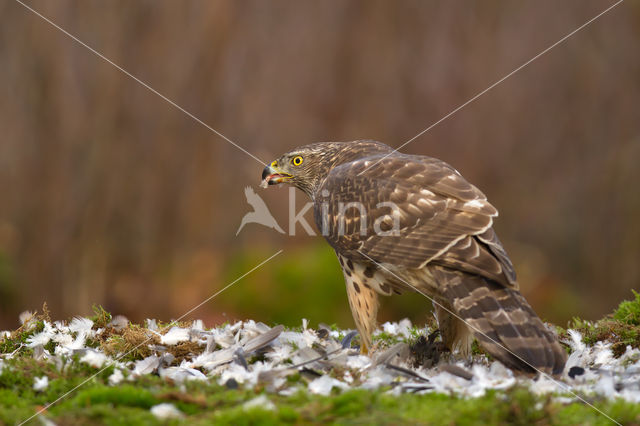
315, 153, 516, 287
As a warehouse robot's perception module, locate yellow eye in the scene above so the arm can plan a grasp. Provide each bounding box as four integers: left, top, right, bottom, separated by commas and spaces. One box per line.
292, 156, 303, 166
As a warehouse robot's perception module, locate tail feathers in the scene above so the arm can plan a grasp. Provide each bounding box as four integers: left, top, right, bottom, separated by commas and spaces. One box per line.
435, 268, 566, 375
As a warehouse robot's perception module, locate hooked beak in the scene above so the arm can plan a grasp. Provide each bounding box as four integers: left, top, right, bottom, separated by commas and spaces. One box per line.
260, 164, 292, 188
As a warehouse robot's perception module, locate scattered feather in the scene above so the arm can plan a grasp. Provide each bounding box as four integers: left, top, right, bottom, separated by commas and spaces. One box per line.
3, 315, 640, 404
191, 319, 205, 331
19, 311, 36, 326
233, 348, 249, 370
80, 349, 109, 368
150, 403, 184, 419
33, 376, 49, 392
160, 366, 207, 383
161, 327, 190, 345
107, 315, 129, 331
243, 395, 276, 411
567, 329, 585, 352
243, 325, 284, 353
146, 319, 158, 331
69, 317, 94, 336
341, 330, 359, 349
133, 355, 160, 376
308, 375, 349, 395
380, 318, 413, 338
27, 321, 55, 348
439, 364, 473, 381
108, 369, 124, 386
374, 343, 410, 366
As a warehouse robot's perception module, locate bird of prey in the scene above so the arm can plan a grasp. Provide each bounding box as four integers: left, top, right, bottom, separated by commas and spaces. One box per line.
236, 186, 285, 235
261, 141, 566, 375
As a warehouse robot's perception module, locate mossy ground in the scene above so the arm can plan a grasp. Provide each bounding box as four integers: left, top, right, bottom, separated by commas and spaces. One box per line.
559, 290, 640, 357
1, 293, 640, 425
2, 359, 638, 426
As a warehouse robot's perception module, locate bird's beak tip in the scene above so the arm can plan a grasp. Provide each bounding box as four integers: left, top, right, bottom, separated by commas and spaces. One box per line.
261, 165, 292, 188
261, 165, 273, 188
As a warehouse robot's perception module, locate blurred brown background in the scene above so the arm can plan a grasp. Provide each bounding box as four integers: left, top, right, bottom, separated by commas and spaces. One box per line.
0, 0, 638, 330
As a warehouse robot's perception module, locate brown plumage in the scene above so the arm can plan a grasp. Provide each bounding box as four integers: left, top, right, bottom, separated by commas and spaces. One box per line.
262, 140, 566, 375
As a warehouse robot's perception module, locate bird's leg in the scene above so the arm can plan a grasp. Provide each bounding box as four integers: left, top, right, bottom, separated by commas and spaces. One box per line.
433, 301, 472, 356
343, 272, 379, 354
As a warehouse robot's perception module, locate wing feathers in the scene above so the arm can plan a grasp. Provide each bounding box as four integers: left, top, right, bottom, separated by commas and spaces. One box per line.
315, 154, 504, 276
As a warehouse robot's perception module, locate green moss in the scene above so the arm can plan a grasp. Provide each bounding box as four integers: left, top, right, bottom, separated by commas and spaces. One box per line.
90, 304, 113, 328
0, 308, 50, 355
613, 289, 640, 325
0, 325, 36, 354
2, 361, 640, 425
0, 359, 36, 390
286, 372, 302, 384
567, 290, 640, 357
70, 385, 159, 409
471, 340, 486, 356
372, 331, 402, 347
373, 325, 433, 349
51, 404, 160, 426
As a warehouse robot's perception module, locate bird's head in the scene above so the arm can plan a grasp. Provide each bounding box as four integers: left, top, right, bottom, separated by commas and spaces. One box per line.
261, 141, 392, 197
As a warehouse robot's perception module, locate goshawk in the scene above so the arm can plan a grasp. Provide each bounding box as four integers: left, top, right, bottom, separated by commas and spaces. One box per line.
261, 140, 566, 375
